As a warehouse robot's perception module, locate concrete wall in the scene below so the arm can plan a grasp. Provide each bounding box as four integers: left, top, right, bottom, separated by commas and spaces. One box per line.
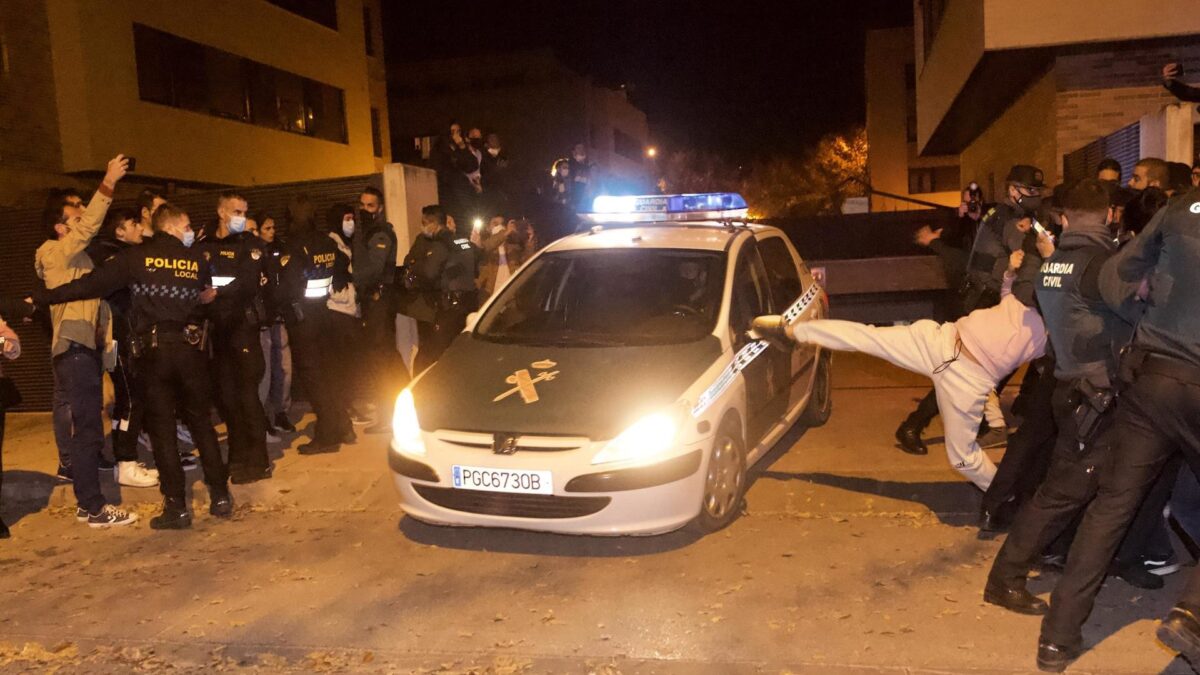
43, 0, 381, 187
982, 0, 1200, 51
913, 0, 986, 152
958, 70, 1057, 201
866, 27, 959, 212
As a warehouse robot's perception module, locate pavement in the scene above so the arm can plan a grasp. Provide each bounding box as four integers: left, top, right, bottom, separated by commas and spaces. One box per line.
0, 353, 1194, 674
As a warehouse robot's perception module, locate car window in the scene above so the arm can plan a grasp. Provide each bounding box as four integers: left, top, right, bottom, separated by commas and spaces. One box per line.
476, 248, 726, 346
759, 236, 804, 309
728, 241, 770, 338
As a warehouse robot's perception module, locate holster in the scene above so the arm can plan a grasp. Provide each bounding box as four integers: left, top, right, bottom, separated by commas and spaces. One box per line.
1070, 379, 1116, 448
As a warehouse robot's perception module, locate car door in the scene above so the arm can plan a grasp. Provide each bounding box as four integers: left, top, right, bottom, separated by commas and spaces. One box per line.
728, 239, 783, 445
757, 235, 816, 410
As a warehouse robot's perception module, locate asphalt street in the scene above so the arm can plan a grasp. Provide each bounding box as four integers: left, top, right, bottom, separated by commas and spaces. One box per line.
0, 353, 1192, 674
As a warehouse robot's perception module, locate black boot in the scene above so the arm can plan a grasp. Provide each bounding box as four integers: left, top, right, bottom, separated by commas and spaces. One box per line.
983, 580, 1048, 615
150, 499, 192, 530
979, 497, 1018, 534
1158, 603, 1200, 665
0, 517, 10, 539
298, 440, 341, 455
209, 489, 234, 518
894, 420, 928, 455
1036, 640, 1080, 673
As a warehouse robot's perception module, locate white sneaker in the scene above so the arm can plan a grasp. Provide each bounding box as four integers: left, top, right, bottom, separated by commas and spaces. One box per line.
117, 461, 159, 488
87, 504, 139, 529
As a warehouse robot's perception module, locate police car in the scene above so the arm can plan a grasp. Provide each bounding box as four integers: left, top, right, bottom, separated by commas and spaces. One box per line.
389, 193, 830, 535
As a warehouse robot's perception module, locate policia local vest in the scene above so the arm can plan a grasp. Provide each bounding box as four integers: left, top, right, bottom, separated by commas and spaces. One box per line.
1034, 236, 1131, 387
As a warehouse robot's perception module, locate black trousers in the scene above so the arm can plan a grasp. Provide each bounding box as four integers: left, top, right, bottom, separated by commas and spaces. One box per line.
989, 381, 1106, 589
141, 338, 227, 503
212, 320, 269, 475
1043, 364, 1200, 648
415, 298, 472, 374
109, 343, 145, 463
287, 304, 352, 445
982, 358, 1059, 514
363, 293, 408, 415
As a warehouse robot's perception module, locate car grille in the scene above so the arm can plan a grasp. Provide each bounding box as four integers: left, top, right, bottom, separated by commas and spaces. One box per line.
413, 485, 611, 519
435, 430, 589, 453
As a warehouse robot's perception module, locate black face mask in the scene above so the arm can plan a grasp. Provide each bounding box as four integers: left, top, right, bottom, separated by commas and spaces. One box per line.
1015, 193, 1043, 215
358, 209, 377, 226
469, 138, 484, 149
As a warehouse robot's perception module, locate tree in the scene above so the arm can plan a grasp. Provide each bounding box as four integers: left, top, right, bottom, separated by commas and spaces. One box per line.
740, 128, 867, 218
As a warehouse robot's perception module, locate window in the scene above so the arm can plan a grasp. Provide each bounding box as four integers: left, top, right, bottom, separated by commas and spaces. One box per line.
758, 237, 803, 308
363, 5, 375, 56
370, 107, 383, 157
729, 244, 770, 341
613, 128, 642, 161
133, 24, 347, 144
266, 0, 338, 30
908, 166, 960, 194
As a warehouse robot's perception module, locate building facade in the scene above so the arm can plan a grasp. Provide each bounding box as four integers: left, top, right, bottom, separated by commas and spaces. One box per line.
864, 27, 961, 212
388, 49, 652, 203
912, 0, 1200, 200
0, 0, 389, 208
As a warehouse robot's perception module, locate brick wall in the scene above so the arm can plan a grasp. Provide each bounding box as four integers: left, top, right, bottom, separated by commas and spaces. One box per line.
1055, 85, 1180, 177
0, 0, 64, 195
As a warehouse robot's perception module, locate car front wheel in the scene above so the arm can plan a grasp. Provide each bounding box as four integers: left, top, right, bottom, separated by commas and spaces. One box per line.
691, 420, 747, 533
799, 350, 832, 428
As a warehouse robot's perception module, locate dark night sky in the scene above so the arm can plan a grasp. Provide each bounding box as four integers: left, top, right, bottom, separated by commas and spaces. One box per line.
382, 0, 912, 163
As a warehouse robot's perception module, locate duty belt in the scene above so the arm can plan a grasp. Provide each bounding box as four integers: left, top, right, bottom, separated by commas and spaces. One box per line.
1140, 353, 1200, 387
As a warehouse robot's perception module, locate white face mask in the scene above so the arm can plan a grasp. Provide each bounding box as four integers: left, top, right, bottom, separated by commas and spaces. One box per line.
342, 218, 355, 238
487, 147, 501, 157
228, 215, 246, 234
181, 229, 195, 247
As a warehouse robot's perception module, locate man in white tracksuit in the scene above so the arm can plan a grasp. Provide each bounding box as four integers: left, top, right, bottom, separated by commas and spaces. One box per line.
754, 250, 1046, 490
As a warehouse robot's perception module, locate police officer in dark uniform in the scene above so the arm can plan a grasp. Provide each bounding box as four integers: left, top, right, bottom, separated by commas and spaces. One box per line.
35, 203, 231, 529
981, 180, 1134, 616
353, 187, 404, 434
278, 195, 354, 454
404, 205, 476, 374
200, 191, 271, 484
1033, 186, 1200, 670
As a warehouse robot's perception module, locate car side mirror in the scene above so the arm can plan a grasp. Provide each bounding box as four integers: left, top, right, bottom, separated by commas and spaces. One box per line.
464, 311, 480, 332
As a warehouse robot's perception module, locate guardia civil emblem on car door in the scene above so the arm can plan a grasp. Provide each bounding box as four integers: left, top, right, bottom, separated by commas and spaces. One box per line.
493, 360, 559, 404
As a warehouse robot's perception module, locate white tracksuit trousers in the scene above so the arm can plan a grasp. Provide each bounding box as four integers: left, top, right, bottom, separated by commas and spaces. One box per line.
793, 319, 998, 490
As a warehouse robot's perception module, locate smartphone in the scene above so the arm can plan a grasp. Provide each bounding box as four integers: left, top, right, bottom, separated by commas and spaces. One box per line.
1031, 219, 1055, 243
126, 156, 137, 172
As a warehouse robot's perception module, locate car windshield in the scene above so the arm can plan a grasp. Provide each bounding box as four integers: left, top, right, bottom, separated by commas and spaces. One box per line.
476, 248, 726, 346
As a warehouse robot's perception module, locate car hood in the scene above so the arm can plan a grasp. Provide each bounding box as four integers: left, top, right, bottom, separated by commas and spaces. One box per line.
412, 334, 723, 440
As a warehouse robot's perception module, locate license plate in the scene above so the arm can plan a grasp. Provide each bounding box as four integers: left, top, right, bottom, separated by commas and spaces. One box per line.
452, 465, 553, 495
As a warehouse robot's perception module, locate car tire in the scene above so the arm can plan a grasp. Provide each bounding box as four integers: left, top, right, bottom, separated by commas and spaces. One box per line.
798, 350, 832, 428
691, 418, 747, 534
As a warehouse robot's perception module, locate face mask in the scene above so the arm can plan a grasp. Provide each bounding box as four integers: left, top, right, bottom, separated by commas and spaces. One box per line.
181, 229, 195, 248
228, 215, 246, 234
1015, 193, 1042, 215
342, 219, 355, 238
573, 154, 585, 162
487, 147, 500, 157
470, 137, 484, 149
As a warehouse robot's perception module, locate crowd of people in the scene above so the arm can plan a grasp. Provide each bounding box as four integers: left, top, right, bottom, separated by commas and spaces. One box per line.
0, 162, 544, 535
752, 62, 1200, 672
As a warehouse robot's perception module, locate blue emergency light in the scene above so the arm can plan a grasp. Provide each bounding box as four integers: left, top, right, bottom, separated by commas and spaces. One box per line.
587, 193, 749, 223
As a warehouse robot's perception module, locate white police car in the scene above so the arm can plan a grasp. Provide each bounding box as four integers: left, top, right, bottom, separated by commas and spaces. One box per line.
389, 193, 830, 535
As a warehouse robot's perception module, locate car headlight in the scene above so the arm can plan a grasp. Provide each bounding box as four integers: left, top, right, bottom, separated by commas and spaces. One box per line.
591, 411, 679, 465
392, 388, 426, 456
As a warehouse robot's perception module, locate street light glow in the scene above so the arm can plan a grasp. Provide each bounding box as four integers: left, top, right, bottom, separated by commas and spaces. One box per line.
646, 146, 658, 158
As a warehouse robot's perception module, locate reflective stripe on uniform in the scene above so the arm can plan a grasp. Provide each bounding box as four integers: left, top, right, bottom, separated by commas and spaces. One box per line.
304, 277, 332, 298
211, 275, 235, 288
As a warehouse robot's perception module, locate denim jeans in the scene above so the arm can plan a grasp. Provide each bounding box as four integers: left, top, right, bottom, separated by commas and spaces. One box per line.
258, 323, 292, 418
52, 344, 106, 514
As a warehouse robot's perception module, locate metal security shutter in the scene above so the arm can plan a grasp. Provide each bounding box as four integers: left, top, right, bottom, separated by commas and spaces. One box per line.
1063, 121, 1140, 187
0, 173, 381, 411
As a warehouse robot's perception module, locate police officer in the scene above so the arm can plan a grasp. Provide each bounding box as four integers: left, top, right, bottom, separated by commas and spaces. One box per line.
36, 203, 231, 529
1033, 185, 1200, 670
278, 195, 354, 454
404, 205, 476, 374
200, 191, 271, 484
981, 180, 1132, 615
353, 187, 405, 434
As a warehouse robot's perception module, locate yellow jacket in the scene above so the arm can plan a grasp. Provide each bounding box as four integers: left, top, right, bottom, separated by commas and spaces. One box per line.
34, 188, 115, 368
